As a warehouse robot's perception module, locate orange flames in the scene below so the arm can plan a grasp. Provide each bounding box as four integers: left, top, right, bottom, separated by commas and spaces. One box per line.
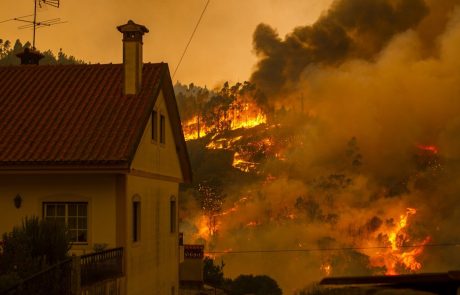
417, 144, 439, 154
369, 208, 430, 275
230, 102, 267, 130
182, 101, 267, 141
183, 116, 212, 141
320, 263, 333, 276
182, 99, 433, 277
192, 197, 251, 242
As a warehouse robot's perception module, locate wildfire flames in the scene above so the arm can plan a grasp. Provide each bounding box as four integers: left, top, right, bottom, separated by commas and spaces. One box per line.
177, 0, 460, 292
182, 97, 436, 278
192, 201, 430, 275
321, 263, 333, 276
182, 101, 267, 141
367, 208, 430, 275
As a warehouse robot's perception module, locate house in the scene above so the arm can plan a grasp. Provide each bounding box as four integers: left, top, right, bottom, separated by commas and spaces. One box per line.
0, 20, 192, 295
180, 244, 205, 292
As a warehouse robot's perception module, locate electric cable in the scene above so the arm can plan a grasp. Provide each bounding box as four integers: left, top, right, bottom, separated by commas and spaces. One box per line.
172, 0, 210, 79
205, 242, 460, 255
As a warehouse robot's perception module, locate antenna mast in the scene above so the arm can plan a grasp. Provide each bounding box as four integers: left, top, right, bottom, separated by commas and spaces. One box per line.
33, 0, 38, 49
7, 0, 64, 49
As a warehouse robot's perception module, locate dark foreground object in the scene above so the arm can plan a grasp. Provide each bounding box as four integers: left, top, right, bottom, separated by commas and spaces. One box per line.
320, 271, 460, 295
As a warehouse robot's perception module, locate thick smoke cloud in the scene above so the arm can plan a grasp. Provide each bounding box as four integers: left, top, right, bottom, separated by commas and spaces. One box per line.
251, 0, 432, 97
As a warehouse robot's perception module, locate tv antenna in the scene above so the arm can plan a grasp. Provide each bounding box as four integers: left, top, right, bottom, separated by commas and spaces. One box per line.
2, 0, 66, 49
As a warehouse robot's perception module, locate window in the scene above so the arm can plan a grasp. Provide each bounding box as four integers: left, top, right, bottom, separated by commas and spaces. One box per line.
133, 201, 141, 242
170, 197, 176, 233
160, 114, 166, 144
43, 202, 88, 243
152, 110, 158, 141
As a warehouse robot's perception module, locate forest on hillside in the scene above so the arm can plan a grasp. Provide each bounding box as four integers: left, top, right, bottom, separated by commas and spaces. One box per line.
0, 38, 84, 65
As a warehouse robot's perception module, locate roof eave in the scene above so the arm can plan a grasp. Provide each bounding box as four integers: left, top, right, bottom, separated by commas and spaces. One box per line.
0, 162, 131, 174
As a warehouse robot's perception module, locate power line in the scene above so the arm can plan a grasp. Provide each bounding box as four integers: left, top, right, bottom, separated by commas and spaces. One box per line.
172, 0, 210, 79
205, 242, 460, 255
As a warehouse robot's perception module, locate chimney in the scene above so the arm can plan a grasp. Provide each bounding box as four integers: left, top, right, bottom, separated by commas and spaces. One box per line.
117, 20, 149, 95
16, 47, 44, 65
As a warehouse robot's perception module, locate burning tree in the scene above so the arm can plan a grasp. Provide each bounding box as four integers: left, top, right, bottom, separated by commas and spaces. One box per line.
176, 83, 210, 139
195, 180, 226, 238
181, 81, 268, 140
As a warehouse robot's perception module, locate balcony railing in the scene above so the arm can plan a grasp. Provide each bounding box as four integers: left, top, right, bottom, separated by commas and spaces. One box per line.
80, 247, 124, 286
0, 258, 72, 295
184, 244, 204, 259
0, 247, 124, 295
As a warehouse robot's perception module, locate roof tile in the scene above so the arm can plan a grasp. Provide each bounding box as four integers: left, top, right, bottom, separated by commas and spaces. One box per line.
0, 63, 164, 168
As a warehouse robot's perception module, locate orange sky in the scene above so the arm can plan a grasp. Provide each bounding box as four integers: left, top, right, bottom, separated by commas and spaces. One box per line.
0, 0, 333, 87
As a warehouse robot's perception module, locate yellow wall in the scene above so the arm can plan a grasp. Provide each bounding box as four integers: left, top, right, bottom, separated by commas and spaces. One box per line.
0, 174, 118, 255
0, 90, 183, 295
124, 89, 183, 295
124, 174, 179, 295
131, 90, 183, 180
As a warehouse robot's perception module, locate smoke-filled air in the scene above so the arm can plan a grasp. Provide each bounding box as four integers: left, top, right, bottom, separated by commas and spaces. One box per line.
178, 0, 460, 293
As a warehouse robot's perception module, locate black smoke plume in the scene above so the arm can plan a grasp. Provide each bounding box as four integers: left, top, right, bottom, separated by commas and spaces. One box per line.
251, 0, 430, 97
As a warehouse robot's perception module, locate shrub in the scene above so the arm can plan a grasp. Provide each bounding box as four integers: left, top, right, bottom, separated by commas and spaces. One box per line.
0, 216, 71, 279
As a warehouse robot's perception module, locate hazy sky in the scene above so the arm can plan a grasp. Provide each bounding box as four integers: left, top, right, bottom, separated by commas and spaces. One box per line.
0, 0, 333, 87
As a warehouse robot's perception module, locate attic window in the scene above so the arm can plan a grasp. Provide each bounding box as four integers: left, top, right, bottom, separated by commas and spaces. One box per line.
152, 110, 158, 141
160, 114, 166, 144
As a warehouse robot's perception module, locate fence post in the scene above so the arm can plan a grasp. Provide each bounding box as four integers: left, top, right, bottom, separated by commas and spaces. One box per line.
71, 255, 81, 295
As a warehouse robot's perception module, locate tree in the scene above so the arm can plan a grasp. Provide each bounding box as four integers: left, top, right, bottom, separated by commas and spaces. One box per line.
0, 39, 11, 59
0, 38, 85, 65
228, 274, 282, 295
0, 216, 71, 282
203, 256, 225, 288
195, 180, 226, 237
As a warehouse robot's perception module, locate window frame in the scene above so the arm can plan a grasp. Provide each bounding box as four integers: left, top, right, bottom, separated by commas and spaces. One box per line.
170, 196, 176, 234
160, 114, 166, 144
132, 200, 141, 243
152, 110, 158, 142
42, 202, 88, 244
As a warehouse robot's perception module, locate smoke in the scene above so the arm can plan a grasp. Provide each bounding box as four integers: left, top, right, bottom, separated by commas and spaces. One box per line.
181, 1, 460, 294
250, 0, 460, 99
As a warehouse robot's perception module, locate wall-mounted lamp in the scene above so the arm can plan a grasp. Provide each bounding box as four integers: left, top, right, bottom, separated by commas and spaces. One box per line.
14, 194, 22, 209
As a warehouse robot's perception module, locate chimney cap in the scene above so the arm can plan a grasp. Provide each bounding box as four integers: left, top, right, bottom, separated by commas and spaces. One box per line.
16, 47, 45, 65
117, 20, 149, 34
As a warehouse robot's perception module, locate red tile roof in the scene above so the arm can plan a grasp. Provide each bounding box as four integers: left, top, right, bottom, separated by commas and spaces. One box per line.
0, 63, 192, 181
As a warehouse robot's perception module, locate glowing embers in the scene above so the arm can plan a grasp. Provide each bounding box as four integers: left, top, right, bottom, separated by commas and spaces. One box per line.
206, 136, 242, 150
320, 263, 333, 276
417, 144, 438, 154
369, 208, 430, 275
232, 137, 276, 173
232, 152, 259, 173
191, 196, 251, 242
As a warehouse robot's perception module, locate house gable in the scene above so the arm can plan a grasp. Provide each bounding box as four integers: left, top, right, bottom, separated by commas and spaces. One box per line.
129, 66, 192, 183
130, 89, 182, 181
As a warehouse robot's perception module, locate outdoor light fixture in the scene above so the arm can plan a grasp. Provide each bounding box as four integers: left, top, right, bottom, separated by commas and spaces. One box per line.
14, 194, 22, 209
